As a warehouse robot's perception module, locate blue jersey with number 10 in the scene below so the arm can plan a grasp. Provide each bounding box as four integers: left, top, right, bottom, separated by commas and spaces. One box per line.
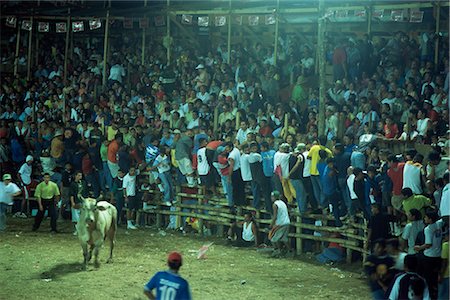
144, 271, 191, 300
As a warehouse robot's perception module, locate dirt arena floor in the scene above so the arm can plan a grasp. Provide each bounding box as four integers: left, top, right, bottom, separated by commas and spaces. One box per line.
0, 218, 369, 300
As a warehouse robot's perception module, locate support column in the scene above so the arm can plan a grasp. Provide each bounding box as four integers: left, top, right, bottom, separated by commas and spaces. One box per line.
227, 0, 232, 64
317, 0, 326, 137
166, 0, 171, 65
64, 11, 71, 82
11, 22, 20, 77
26, 17, 34, 80
367, 5, 372, 35
141, 0, 147, 66
434, 2, 441, 70
102, 10, 110, 87
273, 0, 280, 65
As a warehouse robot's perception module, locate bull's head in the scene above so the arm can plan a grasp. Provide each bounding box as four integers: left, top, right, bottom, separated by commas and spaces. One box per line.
79, 195, 104, 225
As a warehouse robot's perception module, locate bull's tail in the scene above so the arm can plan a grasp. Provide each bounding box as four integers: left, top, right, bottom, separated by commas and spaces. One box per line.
110, 205, 118, 238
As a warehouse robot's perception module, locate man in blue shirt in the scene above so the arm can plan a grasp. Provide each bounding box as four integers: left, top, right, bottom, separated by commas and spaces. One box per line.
144, 252, 191, 300
320, 158, 343, 227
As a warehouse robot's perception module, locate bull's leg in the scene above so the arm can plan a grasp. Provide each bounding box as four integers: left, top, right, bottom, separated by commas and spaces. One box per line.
106, 231, 115, 263
93, 245, 100, 268
81, 243, 89, 270
88, 245, 93, 262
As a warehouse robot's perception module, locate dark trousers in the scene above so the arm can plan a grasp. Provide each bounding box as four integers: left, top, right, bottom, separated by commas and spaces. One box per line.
33, 199, 57, 231
419, 255, 441, 300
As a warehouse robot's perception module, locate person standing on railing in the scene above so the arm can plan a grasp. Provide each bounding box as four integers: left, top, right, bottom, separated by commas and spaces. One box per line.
174, 129, 196, 187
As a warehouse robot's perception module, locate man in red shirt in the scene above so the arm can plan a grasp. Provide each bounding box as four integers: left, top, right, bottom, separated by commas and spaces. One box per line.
332, 40, 347, 81
387, 154, 405, 215
107, 134, 122, 179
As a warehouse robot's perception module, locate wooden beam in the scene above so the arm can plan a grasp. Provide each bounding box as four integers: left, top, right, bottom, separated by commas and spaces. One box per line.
317, 0, 326, 137
63, 11, 70, 82
26, 17, 33, 81
14, 24, 20, 76
166, 0, 171, 65
141, 0, 147, 66
227, 0, 231, 64
434, 1, 441, 70
102, 10, 110, 87
273, 0, 280, 65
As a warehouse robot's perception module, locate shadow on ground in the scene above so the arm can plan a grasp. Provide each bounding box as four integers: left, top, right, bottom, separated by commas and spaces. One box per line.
39, 262, 85, 280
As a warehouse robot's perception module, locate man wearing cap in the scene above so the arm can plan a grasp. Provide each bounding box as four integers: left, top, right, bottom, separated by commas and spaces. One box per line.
0, 174, 21, 232
15, 154, 34, 218
288, 144, 307, 214
144, 252, 191, 300
32, 173, 60, 233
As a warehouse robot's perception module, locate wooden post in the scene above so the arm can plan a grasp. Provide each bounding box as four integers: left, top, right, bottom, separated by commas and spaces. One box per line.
296, 215, 302, 255
235, 110, 240, 131
367, 5, 372, 36
64, 11, 71, 82
227, 0, 231, 64
166, 0, 171, 65
282, 113, 289, 140
213, 106, 219, 134
26, 17, 34, 81
14, 24, 21, 76
102, 10, 110, 87
273, 0, 280, 65
175, 186, 182, 229
141, 0, 147, 65
35, 32, 39, 67
434, 1, 441, 70
317, 0, 326, 136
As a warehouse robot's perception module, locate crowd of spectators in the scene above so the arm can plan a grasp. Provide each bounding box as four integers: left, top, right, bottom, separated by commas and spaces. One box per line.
0, 26, 449, 300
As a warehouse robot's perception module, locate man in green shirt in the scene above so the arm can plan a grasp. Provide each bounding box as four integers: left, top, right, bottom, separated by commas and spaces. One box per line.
401, 187, 432, 218
291, 76, 308, 113
32, 173, 60, 233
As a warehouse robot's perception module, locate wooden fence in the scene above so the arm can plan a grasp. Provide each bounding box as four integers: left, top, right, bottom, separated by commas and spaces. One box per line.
137, 185, 369, 264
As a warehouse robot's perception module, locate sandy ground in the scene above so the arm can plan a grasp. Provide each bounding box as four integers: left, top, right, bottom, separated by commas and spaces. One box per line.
0, 218, 369, 300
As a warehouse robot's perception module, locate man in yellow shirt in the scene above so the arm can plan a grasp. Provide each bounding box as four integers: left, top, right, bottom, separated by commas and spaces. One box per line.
32, 173, 60, 233
307, 136, 332, 209
400, 187, 432, 218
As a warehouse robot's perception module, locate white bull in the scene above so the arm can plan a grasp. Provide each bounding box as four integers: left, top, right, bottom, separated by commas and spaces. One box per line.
78, 196, 117, 269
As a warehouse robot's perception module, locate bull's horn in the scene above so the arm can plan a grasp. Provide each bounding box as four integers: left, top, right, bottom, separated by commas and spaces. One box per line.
78, 194, 86, 202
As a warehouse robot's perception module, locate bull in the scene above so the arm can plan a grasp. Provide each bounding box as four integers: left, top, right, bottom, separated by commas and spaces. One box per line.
77, 196, 117, 269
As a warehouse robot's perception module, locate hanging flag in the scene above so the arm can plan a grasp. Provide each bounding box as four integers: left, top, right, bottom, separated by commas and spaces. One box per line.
123, 18, 133, 29
248, 15, 259, 26
6, 16, 17, 28
336, 10, 349, 19
56, 22, 67, 33
410, 10, 424, 23
72, 21, 84, 32
372, 9, 384, 18
154, 15, 165, 27
181, 14, 193, 25
38, 22, 49, 32
391, 10, 404, 22
233, 15, 242, 25
324, 9, 335, 18
89, 19, 101, 30
265, 14, 276, 25
198, 16, 209, 27
139, 18, 149, 29
21, 20, 32, 31
354, 9, 366, 17
214, 16, 226, 27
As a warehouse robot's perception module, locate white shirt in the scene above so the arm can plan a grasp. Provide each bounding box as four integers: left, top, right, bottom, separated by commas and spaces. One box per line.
18, 163, 32, 185
440, 183, 450, 217
228, 148, 241, 171
196, 91, 210, 103
302, 151, 311, 177
196, 148, 209, 176
347, 174, 357, 200
122, 172, 139, 196
187, 118, 199, 130
417, 118, 430, 136
240, 153, 252, 182
402, 220, 425, 254
424, 219, 444, 257
274, 152, 290, 179
242, 221, 255, 242
108, 64, 125, 82
403, 162, 423, 194
235, 128, 252, 145
0, 181, 21, 205
274, 200, 290, 226
154, 155, 170, 174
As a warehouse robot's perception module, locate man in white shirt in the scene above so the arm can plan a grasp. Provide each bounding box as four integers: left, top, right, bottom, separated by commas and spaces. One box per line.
269, 191, 292, 257
108, 61, 125, 83
196, 85, 210, 103
274, 143, 294, 203
401, 209, 425, 254
225, 142, 245, 207
197, 138, 213, 196
123, 166, 140, 229
16, 155, 34, 218
403, 154, 425, 195
235, 121, 252, 145
0, 174, 21, 231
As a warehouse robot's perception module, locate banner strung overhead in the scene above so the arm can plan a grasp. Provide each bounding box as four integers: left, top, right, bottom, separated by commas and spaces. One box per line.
6, 16, 17, 28
72, 21, 84, 32
198, 16, 209, 27
38, 22, 49, 32
89, 19, 101, 30
21, 20, 32, 31
56, 22, 67, 33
